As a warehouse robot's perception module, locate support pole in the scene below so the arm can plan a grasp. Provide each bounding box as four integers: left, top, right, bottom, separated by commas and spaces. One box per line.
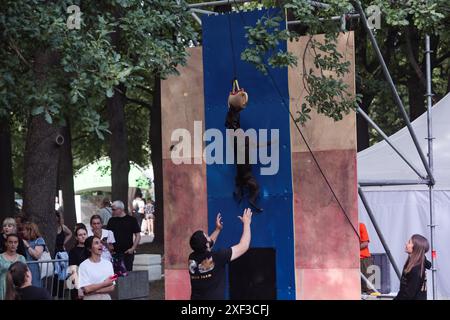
425, 34, 437, 300
358, 187, 402, 280
288, 14, 360, 25
357, 107, 427, 180
361, 272, 380, 294
358, 179, 429, 187
353, 1, 435, 185
191, 8, 218, 15
188, 0, 330, 9
191, 12, 202, 25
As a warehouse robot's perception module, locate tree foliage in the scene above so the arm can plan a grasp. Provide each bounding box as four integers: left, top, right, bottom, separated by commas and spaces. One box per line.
239, 0, 449, 135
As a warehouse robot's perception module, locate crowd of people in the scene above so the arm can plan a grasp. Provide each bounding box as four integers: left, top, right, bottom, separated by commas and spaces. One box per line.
359, 223, 431, 300
0, 195, 150, 300
0, 197, 432, 300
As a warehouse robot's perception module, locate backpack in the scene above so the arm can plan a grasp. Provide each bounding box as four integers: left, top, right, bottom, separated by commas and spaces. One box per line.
39, 247, 54, 279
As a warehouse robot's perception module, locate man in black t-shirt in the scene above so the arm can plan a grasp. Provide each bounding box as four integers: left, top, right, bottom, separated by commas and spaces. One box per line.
188, 208, 252, 300
107, 200, 141, 271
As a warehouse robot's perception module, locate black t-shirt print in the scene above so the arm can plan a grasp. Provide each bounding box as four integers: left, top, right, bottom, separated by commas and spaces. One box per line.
107, 215, 140, 254
189, 248, 232, 300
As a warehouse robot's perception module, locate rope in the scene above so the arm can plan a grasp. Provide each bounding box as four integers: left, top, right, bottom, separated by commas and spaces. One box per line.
227, 0, 237, 81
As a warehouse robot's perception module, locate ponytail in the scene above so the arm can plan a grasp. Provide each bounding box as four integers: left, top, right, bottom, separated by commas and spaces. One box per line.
4, 261, 28, 300
5, 271, 19, 300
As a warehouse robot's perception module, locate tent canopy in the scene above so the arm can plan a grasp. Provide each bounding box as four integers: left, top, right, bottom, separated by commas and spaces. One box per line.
74, 157, 153, 194
357, 92, 450, 299
358, 92, 450, 190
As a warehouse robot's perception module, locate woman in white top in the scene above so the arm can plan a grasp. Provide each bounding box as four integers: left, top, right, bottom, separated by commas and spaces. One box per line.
78, 235, 115, 300
87, 215, 115, 262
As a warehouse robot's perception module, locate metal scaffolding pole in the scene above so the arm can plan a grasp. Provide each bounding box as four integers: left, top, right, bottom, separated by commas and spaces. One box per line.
361, 272, 380, 294
188, 0, 330, 9
191, 12, 203, 25
357, 107, 427, 180
353, 1, 435, 185
191, 8, 218, 15
425, 34, 437, 300
358, 187, 402, 280
288, 13, 360, 25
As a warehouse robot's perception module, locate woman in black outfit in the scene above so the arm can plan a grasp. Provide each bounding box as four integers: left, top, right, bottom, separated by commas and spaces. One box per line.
5, 261, 52, 300
394, 234, 431, 300
52, 211, 72, 298
68, 224, 88, 300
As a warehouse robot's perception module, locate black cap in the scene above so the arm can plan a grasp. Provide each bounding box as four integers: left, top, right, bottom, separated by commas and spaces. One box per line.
190, 230, 208, 253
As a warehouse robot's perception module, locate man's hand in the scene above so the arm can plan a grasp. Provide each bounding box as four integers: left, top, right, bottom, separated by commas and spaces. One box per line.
215, 213, 223, 230
125, 248, 135, 254
238, 208, 252, 225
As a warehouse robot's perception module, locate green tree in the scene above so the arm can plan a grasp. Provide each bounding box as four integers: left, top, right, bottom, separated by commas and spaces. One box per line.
1, 0, 197, 248
238, 0, 449, 150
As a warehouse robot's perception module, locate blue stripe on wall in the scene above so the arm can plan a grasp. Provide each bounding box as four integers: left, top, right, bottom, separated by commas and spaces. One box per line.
202, 9, 295, 300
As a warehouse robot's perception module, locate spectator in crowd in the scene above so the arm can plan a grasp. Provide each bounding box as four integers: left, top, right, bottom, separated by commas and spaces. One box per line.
188, 209, 252, 300
22, 222, 46, 287
394, 234, 431, 300
14, 214, 28, 240
141, 198, 155, 236
55, 211, 72, 253
98, 198, 112, 227
78, 236, 115, 300
52, 211, 72, 298
68, 224, 88, 300
107, 200, 141, 271
0, 217, 26, 256
87, 215, 115, 262
4, 261, 52, 300
0, 234, 26, 299
132, 190, 145, 230
359, 222, 375, 294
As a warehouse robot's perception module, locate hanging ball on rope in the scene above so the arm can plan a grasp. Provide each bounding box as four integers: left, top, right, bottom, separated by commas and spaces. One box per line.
228, 89, 248, 110
228, 79, 248, 111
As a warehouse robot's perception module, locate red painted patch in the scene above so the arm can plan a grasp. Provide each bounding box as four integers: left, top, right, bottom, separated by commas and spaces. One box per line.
163, 160, 208, 269
165, 269, 191, 300
292, 150, 359, 269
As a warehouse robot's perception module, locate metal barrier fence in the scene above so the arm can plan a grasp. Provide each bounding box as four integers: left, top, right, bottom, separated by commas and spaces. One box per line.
26, 258, 71, 300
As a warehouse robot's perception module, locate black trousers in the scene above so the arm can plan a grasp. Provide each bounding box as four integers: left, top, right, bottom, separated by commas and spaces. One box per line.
123, 253, 135, 271
114, 252, 135, 272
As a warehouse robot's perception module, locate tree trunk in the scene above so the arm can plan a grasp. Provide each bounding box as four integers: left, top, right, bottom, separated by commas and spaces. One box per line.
108, 83, 130, 210
356, 104, 370, 152
405, 27, 425, 120
0, 116, 15, 220
408, 68, 425, 120
58, 119, 77, 233
23, 114, 60, 254
150, 76, 164, 244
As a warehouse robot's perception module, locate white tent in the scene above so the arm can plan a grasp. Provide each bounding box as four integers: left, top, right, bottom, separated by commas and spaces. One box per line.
357, 92, 450, 299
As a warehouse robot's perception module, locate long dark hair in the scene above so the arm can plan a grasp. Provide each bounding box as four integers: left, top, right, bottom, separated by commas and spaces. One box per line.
74, 224, 88, 246
5, 261, 29, 300
404, 234, 430, 275
84, 235, 101, 257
